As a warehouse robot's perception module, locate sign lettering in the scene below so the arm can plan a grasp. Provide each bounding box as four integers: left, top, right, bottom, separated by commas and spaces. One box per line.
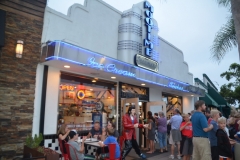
87, 57, 135, 77
144, 1, 154, 57
168, 82, 184, 91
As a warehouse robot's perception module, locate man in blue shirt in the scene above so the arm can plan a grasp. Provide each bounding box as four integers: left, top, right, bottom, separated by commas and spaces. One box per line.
169, 108, 183, 159
208, 110, 220, 160
191, 100, 213, 160
99, 128, 120, 158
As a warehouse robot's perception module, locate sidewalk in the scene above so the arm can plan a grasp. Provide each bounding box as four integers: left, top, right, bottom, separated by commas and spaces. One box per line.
125, 146, 173, 160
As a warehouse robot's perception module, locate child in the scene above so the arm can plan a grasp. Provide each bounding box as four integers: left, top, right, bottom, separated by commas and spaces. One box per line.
216, 117, 233, 160
180, 113, 193, 160
98, 128, 120, 159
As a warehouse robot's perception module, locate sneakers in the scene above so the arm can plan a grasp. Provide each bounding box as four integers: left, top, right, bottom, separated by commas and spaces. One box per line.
169, 155, 174, 159
139, 153, 146, 159
177, 155, 181, 159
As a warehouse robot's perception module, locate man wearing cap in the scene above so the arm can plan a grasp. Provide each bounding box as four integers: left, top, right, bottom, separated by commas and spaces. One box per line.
68, 130, 87, 160
122, 105, 148, 160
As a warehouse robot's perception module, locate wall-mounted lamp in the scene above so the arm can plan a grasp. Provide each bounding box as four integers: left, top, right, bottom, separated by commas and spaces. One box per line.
16, 40, 24, 58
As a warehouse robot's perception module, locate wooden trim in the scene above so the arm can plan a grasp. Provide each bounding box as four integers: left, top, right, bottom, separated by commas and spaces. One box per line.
0, 1, 44, 17
36, 0, 47, 4
7, 0, 45, 13
23, 0, 46, 8
0, 5, 43, 21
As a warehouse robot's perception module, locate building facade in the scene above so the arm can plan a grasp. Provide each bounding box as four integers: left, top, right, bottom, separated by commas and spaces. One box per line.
36, 0, 204, 153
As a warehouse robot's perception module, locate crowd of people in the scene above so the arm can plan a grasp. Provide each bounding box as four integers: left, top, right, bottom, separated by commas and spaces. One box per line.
161, 100, 238, 160
57, 100, 240, 160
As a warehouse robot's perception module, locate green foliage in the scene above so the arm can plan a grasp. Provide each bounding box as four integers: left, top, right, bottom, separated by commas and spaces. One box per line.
25, 133, 43, 149
210, 17, 237, 63
216, 0, 231, 7
220, 63, 240, 106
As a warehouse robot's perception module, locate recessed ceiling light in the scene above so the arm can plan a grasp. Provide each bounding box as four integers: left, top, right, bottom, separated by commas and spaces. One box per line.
111, 77, 116, 79
141, 83, 145, 86
92, 80, 96, 83
191, 95, 194, 96
64, 65, 70, 68
89, 89, 93, 91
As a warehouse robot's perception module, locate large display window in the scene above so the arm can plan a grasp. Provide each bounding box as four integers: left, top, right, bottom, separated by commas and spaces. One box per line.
162, 93, 182, 120
58, 72, 117, 132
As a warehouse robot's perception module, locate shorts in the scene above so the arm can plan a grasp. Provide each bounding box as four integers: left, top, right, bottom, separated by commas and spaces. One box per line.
169, 130, 180, 144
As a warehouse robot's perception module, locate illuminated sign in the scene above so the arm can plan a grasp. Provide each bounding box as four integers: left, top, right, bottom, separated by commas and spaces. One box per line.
168, 82, 184, 91
144, 1, 154, 57
135, 54, 158, 72
77, 90, 85, 99
60, 85, 75, 91
87, 57, 135, 77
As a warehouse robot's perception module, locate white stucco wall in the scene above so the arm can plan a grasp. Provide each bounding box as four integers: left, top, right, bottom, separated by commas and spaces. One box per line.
149, 88, 166, 114
44, 67, 60, 135
182, 96, 194, 114
158, 38, 194, 84
32, 64, 44, 136
42, 0, 194, 84
42, 0, 121, 59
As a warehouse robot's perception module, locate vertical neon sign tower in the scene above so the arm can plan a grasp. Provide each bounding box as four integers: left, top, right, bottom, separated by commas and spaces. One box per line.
117, 1, 159, 68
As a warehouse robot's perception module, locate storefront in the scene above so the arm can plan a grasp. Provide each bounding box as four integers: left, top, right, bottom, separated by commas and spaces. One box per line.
34, 0, 204, 154
195, 74, 231, 117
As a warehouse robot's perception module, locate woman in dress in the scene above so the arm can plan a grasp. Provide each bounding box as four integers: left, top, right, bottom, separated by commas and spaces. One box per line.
147, 111, 156, 154
57, 124, 70, 156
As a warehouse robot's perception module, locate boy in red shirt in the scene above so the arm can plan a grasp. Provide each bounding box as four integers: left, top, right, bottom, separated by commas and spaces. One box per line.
180, 113, 193, 160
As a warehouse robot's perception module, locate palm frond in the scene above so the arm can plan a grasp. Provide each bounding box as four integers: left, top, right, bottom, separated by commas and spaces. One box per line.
210, 17, 237, 63
216, 0, 231, 7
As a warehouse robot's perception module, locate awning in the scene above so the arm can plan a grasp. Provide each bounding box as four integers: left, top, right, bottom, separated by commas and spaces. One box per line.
207, 86, 230, 108
199, 93, 218, 107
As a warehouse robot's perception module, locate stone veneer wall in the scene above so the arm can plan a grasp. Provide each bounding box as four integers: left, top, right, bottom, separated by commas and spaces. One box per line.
0, 11, 44, 159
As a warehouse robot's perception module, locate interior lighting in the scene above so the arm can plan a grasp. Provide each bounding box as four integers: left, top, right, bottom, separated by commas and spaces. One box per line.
141, 83, 145, 86
92, 80, 96, 83
64, 65, 70, 68
111, 77, 116, 79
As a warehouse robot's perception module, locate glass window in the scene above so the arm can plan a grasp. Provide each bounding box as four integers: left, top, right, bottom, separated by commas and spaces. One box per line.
58, 72, 117, 132
162, 93, 182, 120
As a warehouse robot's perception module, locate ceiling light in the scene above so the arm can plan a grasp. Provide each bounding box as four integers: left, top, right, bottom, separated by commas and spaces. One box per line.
89, 89, 93, 91
191, 95, 194, 96
64, 65, 70, 68
92, 80, 96, 83
122, 85, 125, 88
111, 77, 116, 79
141, 83, 145, 86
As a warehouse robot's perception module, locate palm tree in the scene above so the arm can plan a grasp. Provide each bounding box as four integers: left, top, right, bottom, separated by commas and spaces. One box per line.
211, 0, 240, 62
210, 16, 237, 62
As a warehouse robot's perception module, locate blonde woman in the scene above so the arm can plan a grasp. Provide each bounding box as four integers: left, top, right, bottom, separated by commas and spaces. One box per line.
58, 124, 70, 154
180, 113, 193, 160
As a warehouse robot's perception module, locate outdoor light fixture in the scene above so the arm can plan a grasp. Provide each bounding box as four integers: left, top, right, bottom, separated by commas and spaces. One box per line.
16, 40, 24, 58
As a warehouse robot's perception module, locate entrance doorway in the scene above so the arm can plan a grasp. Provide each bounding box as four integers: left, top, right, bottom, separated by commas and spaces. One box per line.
121, 98, 166, 149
